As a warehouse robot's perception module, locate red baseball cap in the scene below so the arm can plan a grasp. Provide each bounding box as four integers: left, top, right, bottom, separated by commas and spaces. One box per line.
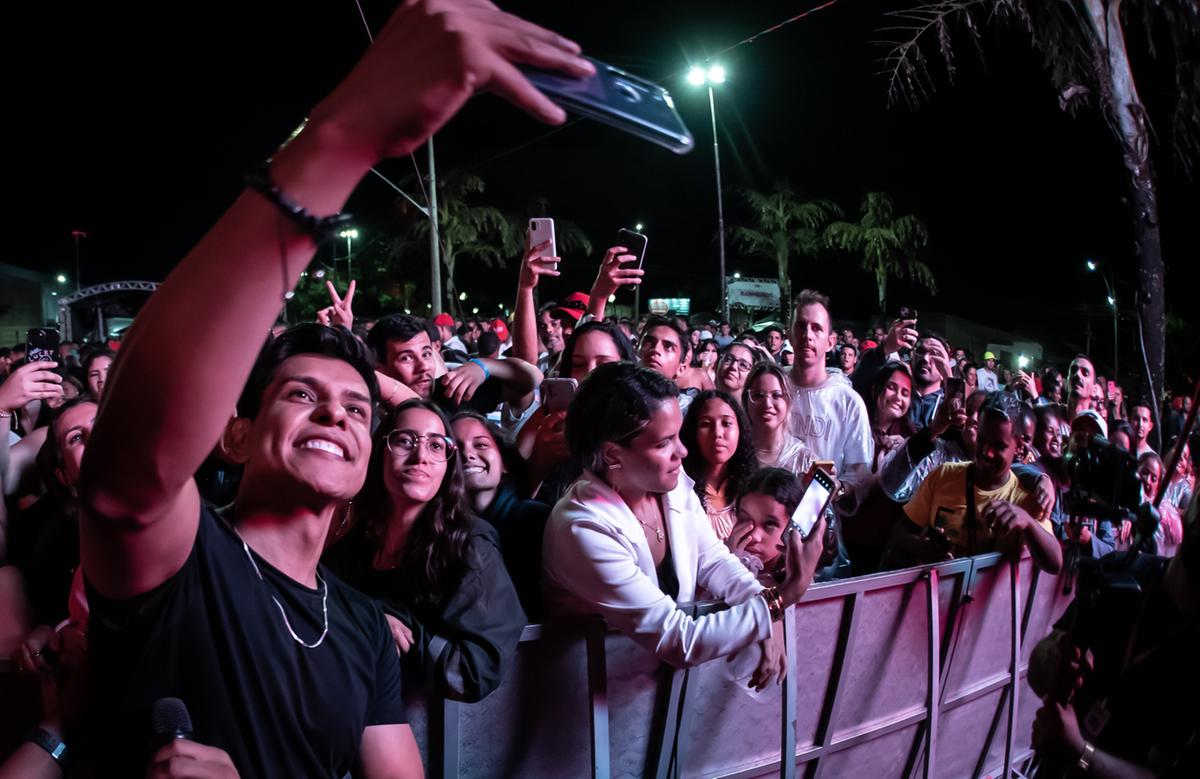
552, 292, 590, 323
432, 313, 455, 327
491, 318, 510, 341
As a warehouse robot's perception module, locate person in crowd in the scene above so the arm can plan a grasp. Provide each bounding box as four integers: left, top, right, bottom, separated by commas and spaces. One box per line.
82, 350, 114, 401
3, 396, 95, 631
1163, 394, 1190, 442
1028, 497, 1198, 778
1129, 399, 1156, 456
962, 361, 978, 395
977, 352, 1000, 392
835, 343, 857, 375
743, 362, 816, 475
724, 468, 806, 584
434, 312, 468, 354
475, 331, 501, 360
714, 321, 735, 348
510, 238, 569, 373
839, 361, 917, 574
1107, 380, 1127, 421
787, 290, 872, 482
1110, 419, 1134, 451
367, 312, 541, 416
886, 398, 1063, 573
714, 342, 760, 399
762, 325, 786, 364
1091, 382, 1109, 421
517, 320, 636, 501
904, 333, 953, 429
65, 2, 593, 773
325, 400, 525, 702
1039, 368, 1064, 406
450, 411, 548, 616
688, 327, 702, 355
680, 390, 758, 539
1131, 452, 1184, 556
544, 362, 826, 688
638, 314, 696, 411
675, 337, 714, 393
1065, 354, 1097, 419
1162, 435, 1193, 515
694, 338, 720, 378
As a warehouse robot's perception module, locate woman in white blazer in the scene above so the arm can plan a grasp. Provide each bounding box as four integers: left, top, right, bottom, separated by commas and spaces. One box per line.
543, 363, 824, 689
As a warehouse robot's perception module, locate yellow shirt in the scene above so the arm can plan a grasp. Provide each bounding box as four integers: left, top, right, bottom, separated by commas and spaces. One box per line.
903, 461, 1051, 556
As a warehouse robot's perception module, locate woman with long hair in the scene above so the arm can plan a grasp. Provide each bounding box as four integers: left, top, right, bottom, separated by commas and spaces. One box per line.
324, 399, 525, 702
680, 390, 759, 540
543, 362, 826, 687
517, 320, 636, 501
742, 362, 815, 475
866, 361, 916, 471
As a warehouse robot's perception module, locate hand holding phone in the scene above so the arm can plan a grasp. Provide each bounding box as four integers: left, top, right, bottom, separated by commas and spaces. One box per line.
541, 377, 578, 414
787, 466, 836, 540
527, 218, 556, 261
26, 328, 61, 363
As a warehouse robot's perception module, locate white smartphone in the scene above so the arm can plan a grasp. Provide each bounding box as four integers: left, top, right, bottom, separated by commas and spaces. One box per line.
541, 377, 578, 414
789, 466, 835, 539
527, 218, 557, 260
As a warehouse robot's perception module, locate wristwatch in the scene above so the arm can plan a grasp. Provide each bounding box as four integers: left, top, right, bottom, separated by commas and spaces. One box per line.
1076, 741, 1095, 773
26, 727, 70, 772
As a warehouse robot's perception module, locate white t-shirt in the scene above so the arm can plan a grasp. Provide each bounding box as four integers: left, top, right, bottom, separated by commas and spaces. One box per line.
977, 367, 999, 392
786, 371, 873, 475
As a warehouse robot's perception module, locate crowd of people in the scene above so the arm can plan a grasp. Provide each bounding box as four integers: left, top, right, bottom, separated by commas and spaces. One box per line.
0, 1, 1196, 777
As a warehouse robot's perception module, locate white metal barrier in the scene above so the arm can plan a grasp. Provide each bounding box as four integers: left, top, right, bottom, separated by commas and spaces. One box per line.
402, 552, 1074, 778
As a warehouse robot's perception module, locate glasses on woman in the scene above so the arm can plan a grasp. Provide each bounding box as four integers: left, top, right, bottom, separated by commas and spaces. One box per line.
386, 430, 457, 462
720, 354, 753, 373
748, 390, 787, 405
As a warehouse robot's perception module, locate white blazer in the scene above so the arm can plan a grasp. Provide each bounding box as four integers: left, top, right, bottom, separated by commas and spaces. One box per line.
543, 471, 772, 668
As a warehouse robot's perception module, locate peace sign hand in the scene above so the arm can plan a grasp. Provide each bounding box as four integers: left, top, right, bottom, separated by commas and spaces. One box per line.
317, 280, 356, 329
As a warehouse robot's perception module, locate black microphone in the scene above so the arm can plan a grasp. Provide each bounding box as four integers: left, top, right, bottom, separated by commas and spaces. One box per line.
150, 697, 194, 748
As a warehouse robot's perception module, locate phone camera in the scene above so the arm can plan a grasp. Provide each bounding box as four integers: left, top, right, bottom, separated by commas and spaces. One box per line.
613, 80, 642, 103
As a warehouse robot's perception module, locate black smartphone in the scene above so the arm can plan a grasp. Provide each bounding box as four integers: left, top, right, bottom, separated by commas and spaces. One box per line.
522, 58, 695, 154
944, 377, 966, 407
25, 328, 60, 363
615, 228, 648, 270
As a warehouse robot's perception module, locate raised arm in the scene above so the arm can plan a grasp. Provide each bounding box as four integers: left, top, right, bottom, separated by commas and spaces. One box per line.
510, 240, 560, 366
585, 246, 643, 322
78, 0, 593, 600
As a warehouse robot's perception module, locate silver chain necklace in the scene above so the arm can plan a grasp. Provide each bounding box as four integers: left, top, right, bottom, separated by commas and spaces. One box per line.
236, 533, 329, 649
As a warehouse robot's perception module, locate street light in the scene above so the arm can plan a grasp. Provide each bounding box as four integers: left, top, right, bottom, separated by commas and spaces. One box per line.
687, 62, 729, 320
56, 274, 68, 284
1086, 259, 1119, 379
635, 223, 644, 232
733, 271, 741, 280
458, 291, 468, 301
339, 228, 359, 279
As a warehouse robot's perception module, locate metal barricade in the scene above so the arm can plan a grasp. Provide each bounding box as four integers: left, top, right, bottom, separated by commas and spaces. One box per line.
403, 552, 1074, 778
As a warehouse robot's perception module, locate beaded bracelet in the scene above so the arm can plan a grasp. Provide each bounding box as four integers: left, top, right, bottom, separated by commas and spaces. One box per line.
245, 165, 353, 245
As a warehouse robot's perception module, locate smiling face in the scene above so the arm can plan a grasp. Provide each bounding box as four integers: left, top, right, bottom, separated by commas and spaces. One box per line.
605, 399, 687, 494
384, 406, 453, 508
747, 371, 790, 435
875, 370, 912, 425
737, 492, 789, 569
451, 416, 503, 496
242, 354, 373, 502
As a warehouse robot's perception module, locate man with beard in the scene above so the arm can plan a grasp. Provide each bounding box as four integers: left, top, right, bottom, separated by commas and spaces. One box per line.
907, 334, 953, 430
368, 313, 541, 416
1130, 400, 1157, 456
1066, 354, 1097, 419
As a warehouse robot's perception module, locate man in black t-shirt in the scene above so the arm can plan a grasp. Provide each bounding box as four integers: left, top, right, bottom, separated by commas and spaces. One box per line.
68, 2, 591, 777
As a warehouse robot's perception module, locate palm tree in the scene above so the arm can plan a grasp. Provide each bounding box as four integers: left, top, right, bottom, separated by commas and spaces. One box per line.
880, 0, 1200, 403
825, 192, 936, 316
733, 186, 842, 313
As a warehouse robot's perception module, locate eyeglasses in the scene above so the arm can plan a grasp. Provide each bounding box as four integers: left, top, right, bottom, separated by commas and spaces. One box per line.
386, 431, 457, 462
748, 390, 787, 405
720, 355, 753, 372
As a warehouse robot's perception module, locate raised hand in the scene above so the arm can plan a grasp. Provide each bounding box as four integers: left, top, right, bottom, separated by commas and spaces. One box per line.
0, 360, 63, 413
317, 280, 356, 329
518, 239, 561, 291
589, 245, 644, 301
308, 0, 595, 165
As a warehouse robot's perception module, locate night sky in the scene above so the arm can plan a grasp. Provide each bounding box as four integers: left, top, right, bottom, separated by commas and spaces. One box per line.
12, 0, 1199, 374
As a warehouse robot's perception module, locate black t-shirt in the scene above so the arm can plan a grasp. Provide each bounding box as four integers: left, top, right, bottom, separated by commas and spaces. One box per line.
4, 492, 78, 627
84, 505, 406, 779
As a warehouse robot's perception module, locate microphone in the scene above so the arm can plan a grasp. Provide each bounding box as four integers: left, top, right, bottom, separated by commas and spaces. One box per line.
150, 697, 194, 748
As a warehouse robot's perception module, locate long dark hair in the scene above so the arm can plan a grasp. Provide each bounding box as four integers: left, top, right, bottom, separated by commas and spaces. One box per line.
681, 390, 759, 500
868, 360, 916, 436
358, 399, 473, 609
556, 320, 637, 380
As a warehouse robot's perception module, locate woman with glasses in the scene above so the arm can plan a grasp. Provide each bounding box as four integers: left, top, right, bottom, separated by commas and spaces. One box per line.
680, 390, 759, 540
743, 362, 816, 476
324, 399, 525, 702
714, 343, 760, 398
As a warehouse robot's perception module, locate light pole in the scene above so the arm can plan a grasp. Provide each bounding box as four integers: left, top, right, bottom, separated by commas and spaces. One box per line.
339, 228, 359, 281
688, 63, 729, 321
71, 230, 87, 294
1086, 259, 1119, 379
